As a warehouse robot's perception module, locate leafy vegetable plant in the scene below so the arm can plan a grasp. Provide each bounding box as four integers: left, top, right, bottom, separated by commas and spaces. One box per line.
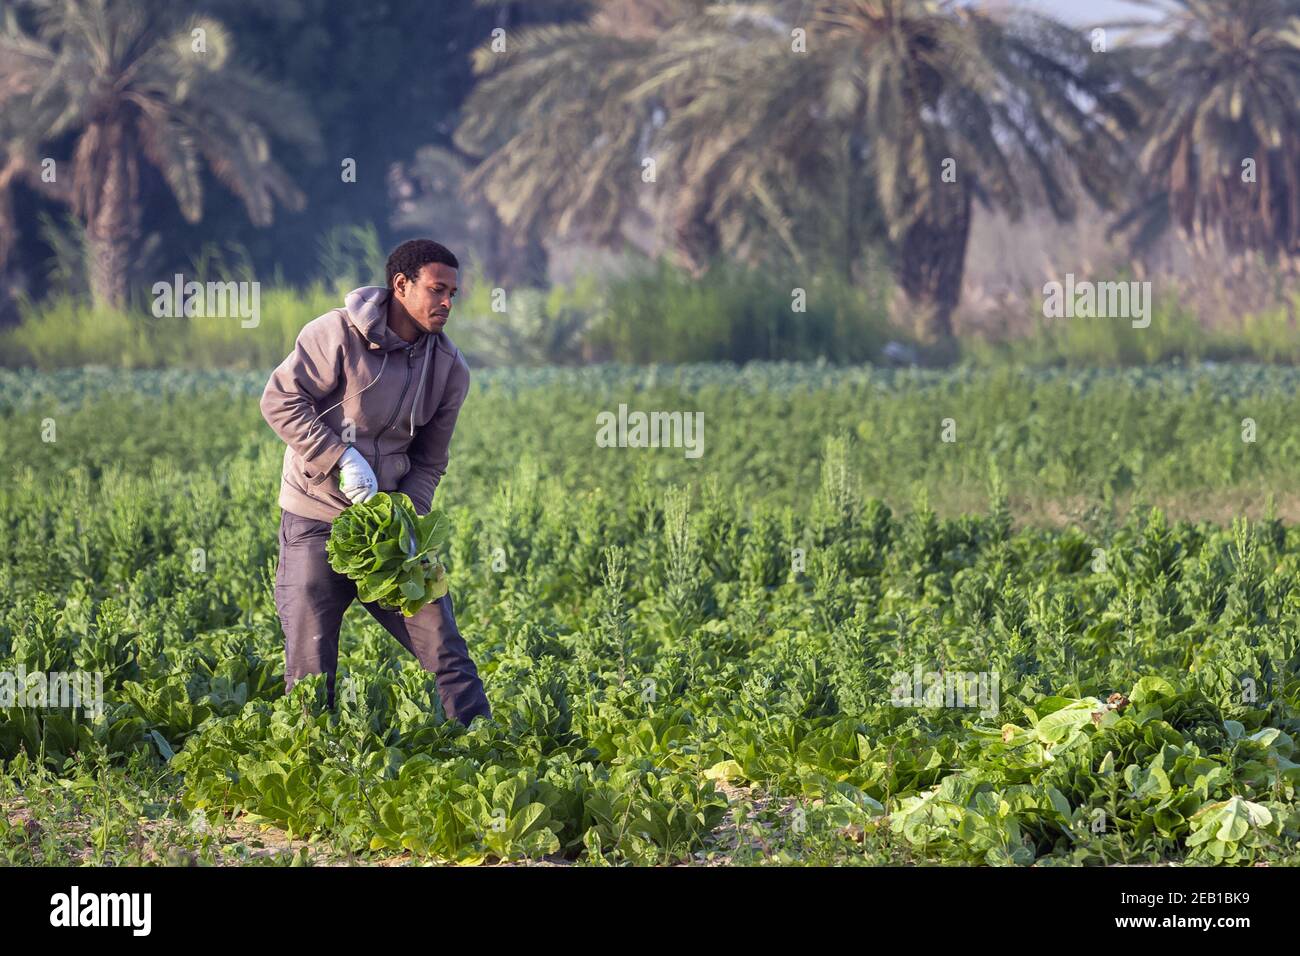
326, 492, 450, 616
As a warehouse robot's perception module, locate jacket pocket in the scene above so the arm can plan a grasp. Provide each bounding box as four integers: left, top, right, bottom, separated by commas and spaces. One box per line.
293, 450, 337, 488
294, 451, 352, 511
375, 452, 411, 490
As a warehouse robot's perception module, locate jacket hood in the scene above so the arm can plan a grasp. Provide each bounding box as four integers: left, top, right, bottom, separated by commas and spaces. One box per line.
343, 285, 437, 436
344, 286, 419, 353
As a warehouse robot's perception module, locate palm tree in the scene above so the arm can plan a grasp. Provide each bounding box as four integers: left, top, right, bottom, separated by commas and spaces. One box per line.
455, 0, 1139, 340
455, 0, 842, 282
819, 0, 1142, 338
454, 0, 690, 261
635, 3, 888, 284
1111, 0, 1300, 259
0, 0, 319, 308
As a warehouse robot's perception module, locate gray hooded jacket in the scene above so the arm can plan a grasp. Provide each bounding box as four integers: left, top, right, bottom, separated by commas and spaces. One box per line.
259, 285, 470, 521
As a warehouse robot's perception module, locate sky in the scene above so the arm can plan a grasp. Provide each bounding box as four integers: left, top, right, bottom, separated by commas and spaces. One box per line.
960, 0, 1163, 27
1018, 0, 1160, 25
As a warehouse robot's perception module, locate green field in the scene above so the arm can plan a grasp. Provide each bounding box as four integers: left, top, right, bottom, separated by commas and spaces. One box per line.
2, 364, 1299, 865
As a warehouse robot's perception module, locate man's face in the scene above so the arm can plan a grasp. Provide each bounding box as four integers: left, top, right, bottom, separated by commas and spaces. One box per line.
393, 262, 458, 334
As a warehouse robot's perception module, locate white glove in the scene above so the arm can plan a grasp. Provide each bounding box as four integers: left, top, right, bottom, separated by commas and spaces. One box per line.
337, 447, 378, 504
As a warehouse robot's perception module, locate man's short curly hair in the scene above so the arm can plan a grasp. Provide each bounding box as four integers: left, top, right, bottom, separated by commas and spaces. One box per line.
386, 239, 459, 289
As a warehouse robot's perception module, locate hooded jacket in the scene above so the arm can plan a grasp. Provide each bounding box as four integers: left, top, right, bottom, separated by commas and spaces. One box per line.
259, 286, 470, 522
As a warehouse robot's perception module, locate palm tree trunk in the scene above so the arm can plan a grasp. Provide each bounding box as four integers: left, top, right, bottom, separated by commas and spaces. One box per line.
668, 171, 723, 278
488, 214, 548, 287
85, 125, 140, 310
892, 186, 971, 341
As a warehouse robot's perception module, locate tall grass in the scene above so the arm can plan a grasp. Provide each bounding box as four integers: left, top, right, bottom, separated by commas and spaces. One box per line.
0, 284, 343, 369
1, 256, 1297, 369
584, 257, 897, 364
963, 293, 1300, 367
0, 259, 904, 369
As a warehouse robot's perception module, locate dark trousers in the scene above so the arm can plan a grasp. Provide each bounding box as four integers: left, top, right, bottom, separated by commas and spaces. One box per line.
273, 509, 491, 725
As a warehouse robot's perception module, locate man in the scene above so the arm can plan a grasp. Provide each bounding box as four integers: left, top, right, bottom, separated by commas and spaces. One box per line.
259, 239, 491, 725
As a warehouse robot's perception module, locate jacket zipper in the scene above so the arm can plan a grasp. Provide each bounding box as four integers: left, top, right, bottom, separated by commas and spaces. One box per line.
375, 344, 416, 465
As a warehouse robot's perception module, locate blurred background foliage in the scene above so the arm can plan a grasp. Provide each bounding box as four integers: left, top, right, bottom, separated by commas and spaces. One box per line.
0, 0, 1297, 366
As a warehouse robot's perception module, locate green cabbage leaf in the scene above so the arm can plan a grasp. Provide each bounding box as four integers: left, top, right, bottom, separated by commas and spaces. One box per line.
325, 492, 450, 616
